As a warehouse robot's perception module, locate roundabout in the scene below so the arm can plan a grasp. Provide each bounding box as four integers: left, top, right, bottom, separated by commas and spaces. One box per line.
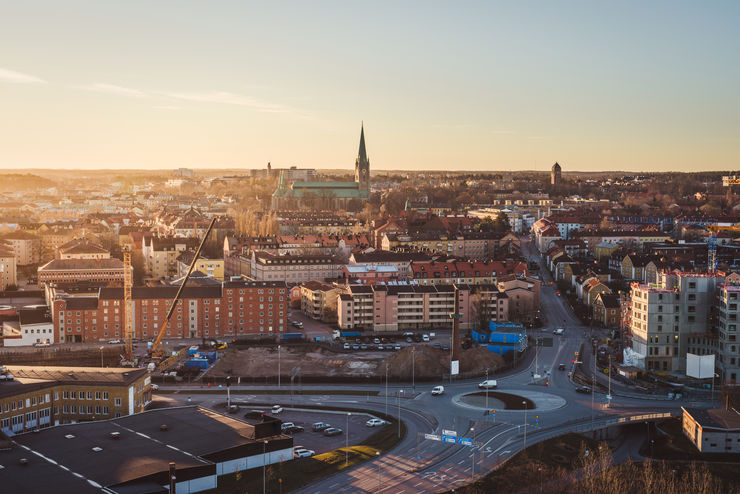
452, 389, 568, 412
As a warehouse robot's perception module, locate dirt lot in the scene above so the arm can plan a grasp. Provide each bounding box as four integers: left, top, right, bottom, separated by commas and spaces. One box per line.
208, 345, 505, 380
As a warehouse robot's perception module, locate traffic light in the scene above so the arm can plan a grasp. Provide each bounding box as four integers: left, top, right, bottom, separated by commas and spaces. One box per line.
226, 376, 231, 387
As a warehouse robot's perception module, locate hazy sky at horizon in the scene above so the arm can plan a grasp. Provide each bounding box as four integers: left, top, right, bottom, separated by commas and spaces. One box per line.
1, 1, 738, 172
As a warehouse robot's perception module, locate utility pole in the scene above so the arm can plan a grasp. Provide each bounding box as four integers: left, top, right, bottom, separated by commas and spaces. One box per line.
607, 354, 612, 408
523, 401, 528, 450
412, 347, 415, 391
485, 368, 489, 411
397, 390, 403, 438
385, 364, 388, 416
278, 345, 281, 389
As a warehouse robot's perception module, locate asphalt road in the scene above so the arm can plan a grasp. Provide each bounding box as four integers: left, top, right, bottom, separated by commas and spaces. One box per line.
155, 237, 710, 493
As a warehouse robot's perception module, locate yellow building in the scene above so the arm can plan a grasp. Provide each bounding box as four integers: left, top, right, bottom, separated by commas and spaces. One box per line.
0, 365, 151, 435
176, 251, 225, 281
0, 244, 17, 290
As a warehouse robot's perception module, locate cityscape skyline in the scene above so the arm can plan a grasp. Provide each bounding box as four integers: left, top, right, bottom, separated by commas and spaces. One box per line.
1, 1, 738, 172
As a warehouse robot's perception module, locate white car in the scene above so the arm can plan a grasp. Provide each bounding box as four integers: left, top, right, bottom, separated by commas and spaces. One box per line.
294, 448, 315, 458
108, 339, 122, 344
150, 384, 159, 391
271, 405, 283, 414
422, 334, 430, 342
366, 418, 386, 427
553, 328, 564, 336
478, 380, 498, 389
431, 386, 445, 396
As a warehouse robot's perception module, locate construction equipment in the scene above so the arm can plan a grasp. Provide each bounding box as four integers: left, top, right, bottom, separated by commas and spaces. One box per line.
121, 248, 135, 366
147, 218, 217, 364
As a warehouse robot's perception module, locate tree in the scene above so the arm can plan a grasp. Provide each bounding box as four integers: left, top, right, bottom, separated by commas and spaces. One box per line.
494, 212, 511, 233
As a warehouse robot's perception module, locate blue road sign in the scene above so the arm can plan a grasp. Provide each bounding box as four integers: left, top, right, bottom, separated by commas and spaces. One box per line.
457, 437, 473, 446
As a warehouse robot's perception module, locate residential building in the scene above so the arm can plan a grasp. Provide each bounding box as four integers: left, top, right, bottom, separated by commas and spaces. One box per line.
2, 309, 54, 346
37, 258, 129, 288
249, 251, 342, 283
142, 236, 199, 280
408, 259, 528, 286
0, 365, 150, 435
630, 271, 721, 372
381, 231, 501, 259
717, 279, 740, 383
0, 230, 41, 266
52, 281, 288, 342
593, 293, 621, 328
343, 264, 400, 284
56, 238, 110, 260
0, 244, 17, 290
497, 275, 541, 323
300, 281, 343, 321
176, 250, 224, 281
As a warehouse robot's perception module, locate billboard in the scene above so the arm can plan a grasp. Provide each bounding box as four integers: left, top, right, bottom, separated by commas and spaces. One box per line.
686, 353, 715, 379
451, 360, 459, 376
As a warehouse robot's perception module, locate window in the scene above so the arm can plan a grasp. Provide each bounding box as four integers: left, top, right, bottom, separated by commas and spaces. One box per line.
115, 398, 122, 406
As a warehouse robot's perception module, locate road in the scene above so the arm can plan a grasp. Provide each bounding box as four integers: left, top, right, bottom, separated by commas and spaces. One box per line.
156, 236, 710, 493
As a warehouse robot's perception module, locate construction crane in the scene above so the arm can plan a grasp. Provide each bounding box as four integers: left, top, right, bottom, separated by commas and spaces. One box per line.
147, 218, 216, 364
706, 223, 740, 272
121, 248, 135, 366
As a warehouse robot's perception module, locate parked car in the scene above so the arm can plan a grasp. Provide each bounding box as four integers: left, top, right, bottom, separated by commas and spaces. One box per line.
151, 384, 159, 391
343, 343, 350, 350
352, 344, 360, 350
558, 363, 566, 371
366, 418, 386, 427
431, 385, 445, 396
553, 328, 564, 336
394, 345, 401, 351
576, 386, 592, 394
33, 341, 50, 347
406, 337, 413, 343
422, 334, 430, 342
293, 447, 315, 458
284, 425, 304, 434
271, 405, 283, 414
360, 344, 368, 350
373, 338, 381, 344
323, 427, 343, 436
312, 422, 331, 432
292, 321, 304, 328
478, 380, 498, 389
377, 344, 384, 351
108, 339, 122, 344
281, 422, 295, 431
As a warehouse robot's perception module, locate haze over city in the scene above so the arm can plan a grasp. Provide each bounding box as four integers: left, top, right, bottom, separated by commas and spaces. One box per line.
1, 1, 739, 172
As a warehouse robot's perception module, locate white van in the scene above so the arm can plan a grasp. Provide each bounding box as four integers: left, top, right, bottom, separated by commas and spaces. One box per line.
553, 328, 565, 336
478, 380, 497, 389
431, 385, 445, 395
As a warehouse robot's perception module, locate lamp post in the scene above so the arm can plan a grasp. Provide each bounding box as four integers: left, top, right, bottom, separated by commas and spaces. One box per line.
263, 440, 268, 494
376, 451, 381, 493
471, 427, 475, 481
523, 401, 528, 450
712, 372, 719, 407
485, 368, 489, 411
345, 412, 351, 466
397, 390, 403, 438
385, 364, 389, 416
412, 347, 415, 391
278, 345, 281, 389
99, 346, 104, 368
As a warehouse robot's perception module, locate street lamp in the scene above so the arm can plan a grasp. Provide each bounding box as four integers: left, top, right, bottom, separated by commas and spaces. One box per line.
523, 401, 528, 450
712, 372, 719, 407
485, 368, 489, 411
412, 347, 415, 391
277, 345, 281, 389
99, 346, 104, 368
471, 427, 475, 481
263, 440, 268, 494
397, 390, 403, 438
376, 451, 381, 493
385, 364, 389, 416
345, 412, 351, 466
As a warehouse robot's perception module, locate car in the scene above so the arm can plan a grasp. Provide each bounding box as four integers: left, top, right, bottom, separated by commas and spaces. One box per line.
244, 410, 265, 419
478, 380, 498, 389
312, 422, 332, 432
373, 338, 381, 344
576, 386, 592, 394
294, 447, 315, 458
441, 345, 450, 351
33, 341, 50, 347
323, 427, 343, 436
377, 344, 384, 351
108, 339, 122, 344
394, 345, 401, 351
281, 422, 295, 431
151, 384, 159, 391
360, 344, 368, 350
406, 337, 413, 343
343, 343, 350, 350
366, 418, 386, 427
292, 321, 304, 328
431, 385, 445, 396
284, 425, 304, 434
553, 328, 564, 335
352, 344, 360, 350
271, 405, 283, 414
422, 334, 430, 342
558, 363, 566, 371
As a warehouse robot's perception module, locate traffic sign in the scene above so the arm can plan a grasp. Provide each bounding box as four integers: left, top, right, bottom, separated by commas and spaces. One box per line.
442, 429, 457, 436
442, 435, 457, 444
424, 434, 441, 442
457, 437, 473, 447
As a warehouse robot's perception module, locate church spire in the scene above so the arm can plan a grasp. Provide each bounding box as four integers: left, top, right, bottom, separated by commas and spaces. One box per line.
358, 122, 367, 162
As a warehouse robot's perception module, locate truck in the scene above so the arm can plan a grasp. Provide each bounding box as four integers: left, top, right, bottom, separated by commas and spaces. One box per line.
280, 332, 304, 342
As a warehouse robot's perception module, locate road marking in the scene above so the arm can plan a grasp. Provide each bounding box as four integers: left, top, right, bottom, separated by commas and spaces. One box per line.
457, 459, 465, 465
329, 483, 339, 488
414, 482, 424, 487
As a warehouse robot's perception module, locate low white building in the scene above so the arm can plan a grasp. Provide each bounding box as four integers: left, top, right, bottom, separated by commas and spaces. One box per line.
2, 309, 54, 346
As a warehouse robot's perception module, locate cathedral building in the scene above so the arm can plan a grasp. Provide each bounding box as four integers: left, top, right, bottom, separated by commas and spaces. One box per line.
272, 124, 371, 210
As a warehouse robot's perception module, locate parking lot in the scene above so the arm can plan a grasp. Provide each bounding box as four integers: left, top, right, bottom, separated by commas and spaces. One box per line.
238, 406, 388, 455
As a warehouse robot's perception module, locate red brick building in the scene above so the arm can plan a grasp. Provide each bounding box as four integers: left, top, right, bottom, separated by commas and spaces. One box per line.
52, 281, 288, 343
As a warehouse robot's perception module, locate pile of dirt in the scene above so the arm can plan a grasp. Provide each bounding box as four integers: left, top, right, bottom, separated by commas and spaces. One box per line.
385, 346, 504, 379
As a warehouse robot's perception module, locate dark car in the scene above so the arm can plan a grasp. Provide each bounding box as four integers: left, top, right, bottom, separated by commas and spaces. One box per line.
323, 427, 343, 436
558, 363, 566, 371
576, 386, 592, 394
284, 425, 304, 434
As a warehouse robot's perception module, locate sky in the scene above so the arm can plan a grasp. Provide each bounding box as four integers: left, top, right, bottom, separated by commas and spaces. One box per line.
0, 1, 738, 172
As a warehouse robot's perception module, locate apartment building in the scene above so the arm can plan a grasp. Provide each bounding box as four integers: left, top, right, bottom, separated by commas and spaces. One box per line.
37, 258, 129, 288
717, 279, 740, 383
56, 238, 110, 260
249, 251, 342, 283
381, 231, 501, 259
176, 250, 224, 281
52, 281, 287, 343
408, 260, 528, 286
0, 230, 41, 266
0, 365, 150, 435
0, 244, 17, 290
337, 283, 510, 332
142, 236, 199, 280
300, 281, 343, 321
630, 271, 721, 372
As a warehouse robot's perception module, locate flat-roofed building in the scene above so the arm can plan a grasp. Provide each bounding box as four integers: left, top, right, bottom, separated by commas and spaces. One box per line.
38, 258, 129, 288
682, 407, 740, 453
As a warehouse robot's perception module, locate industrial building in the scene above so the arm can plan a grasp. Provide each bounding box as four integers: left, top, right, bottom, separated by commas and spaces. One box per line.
472, 322, 528, 356
0, 405, 293, 494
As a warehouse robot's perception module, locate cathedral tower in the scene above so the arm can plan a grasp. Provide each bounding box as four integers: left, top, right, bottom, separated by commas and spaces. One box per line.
355, 123, 370, 193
